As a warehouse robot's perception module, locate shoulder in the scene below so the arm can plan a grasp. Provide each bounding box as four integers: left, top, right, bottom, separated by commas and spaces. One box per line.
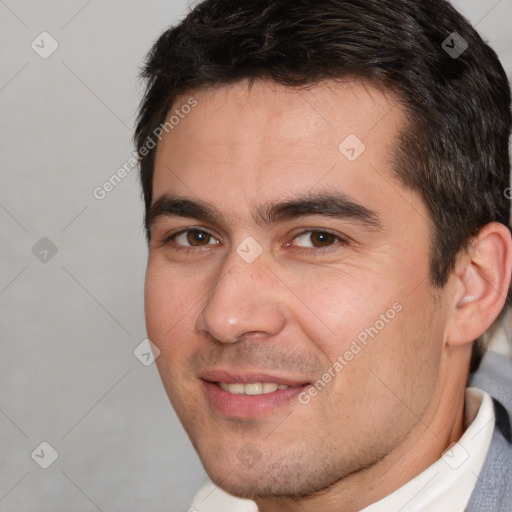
466, 351, 512, 512
469, 350, 512, 414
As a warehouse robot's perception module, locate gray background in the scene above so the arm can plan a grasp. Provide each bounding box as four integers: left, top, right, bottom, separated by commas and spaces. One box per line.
0, 1, 511, 511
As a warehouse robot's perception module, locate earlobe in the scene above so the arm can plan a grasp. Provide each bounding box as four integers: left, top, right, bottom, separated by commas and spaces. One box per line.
446, 223, 512, 347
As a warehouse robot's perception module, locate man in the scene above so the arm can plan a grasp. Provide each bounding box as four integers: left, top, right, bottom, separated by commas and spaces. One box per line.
135, 0, 512, 510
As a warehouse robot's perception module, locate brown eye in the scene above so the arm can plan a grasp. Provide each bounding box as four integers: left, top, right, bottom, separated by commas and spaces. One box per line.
173, 229, 218, 247
294, 230, 342, 248
187, 230, 211, 246
309, 231, 338, 247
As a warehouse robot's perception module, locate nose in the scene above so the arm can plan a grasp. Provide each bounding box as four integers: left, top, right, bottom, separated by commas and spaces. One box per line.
195, 250, 287, 344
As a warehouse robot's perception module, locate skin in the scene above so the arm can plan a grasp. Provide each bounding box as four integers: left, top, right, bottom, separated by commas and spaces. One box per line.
144, 79, 511, 511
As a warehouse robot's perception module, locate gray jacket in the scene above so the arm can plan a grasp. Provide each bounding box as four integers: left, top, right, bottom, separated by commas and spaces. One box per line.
466, 351, 512, 511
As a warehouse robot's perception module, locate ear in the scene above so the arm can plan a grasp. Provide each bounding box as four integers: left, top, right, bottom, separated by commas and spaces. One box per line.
445, 222, 512, 347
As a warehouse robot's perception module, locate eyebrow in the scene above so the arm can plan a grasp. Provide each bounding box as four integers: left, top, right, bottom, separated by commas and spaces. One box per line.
146, 191, 383, 234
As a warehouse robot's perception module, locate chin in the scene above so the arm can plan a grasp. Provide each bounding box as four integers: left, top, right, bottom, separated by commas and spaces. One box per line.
199, 449, 351, 501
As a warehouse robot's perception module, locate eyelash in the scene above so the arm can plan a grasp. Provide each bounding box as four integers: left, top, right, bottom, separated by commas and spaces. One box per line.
160, 228, 348, 255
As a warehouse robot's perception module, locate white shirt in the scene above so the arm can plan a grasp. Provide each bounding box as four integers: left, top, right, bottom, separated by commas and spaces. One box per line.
190, 387, 495, 512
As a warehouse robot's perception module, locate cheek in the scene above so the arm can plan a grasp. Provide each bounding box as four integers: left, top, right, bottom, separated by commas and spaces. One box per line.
361, 287, 444, 411
144, 258, 197, 350
144, 263, 169, 341
291, 269, 402, 357
144, 261, 202, 407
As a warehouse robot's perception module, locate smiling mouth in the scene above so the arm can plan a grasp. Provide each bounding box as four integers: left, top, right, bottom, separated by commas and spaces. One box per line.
201, 377, 311, 418
216, 382, 296, 395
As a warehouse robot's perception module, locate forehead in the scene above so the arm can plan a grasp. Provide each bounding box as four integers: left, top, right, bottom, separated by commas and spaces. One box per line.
152, 79, 420, 229
157, 78, 404, 159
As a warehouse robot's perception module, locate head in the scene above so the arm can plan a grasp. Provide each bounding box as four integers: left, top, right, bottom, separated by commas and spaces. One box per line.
135, 0, 512, 506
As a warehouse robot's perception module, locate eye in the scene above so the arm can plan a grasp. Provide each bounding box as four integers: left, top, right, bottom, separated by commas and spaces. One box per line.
170, 228, 220, 248
291, 230, 346, 249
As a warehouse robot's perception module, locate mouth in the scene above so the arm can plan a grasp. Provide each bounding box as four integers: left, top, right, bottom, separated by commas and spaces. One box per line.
217, 382, 292, 395
200, 370, 311, 418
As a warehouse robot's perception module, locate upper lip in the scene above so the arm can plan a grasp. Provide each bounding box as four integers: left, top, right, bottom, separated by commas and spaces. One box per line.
200, 368, 311, 387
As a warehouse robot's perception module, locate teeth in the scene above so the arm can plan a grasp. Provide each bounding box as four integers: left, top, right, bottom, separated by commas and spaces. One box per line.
245, 383, 263, 395
219, 383, 244, 394
218, 382, 289, 395
262, 383, 278, 393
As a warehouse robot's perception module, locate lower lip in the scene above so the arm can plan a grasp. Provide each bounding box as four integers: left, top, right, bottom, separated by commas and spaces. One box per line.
202, 380, 308, 418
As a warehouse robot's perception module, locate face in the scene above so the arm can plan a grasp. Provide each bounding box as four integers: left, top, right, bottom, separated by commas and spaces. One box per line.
145, 80, 450, 500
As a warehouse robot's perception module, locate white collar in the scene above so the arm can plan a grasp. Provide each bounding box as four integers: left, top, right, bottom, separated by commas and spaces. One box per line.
190, 387, 495, 512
